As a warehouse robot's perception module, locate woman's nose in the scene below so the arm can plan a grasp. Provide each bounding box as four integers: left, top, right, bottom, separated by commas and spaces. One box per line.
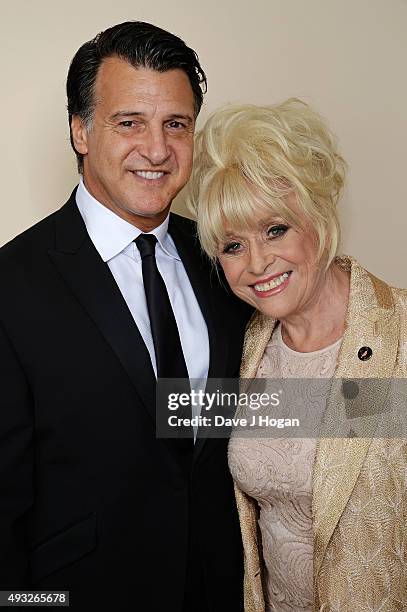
247, 243, 275, 276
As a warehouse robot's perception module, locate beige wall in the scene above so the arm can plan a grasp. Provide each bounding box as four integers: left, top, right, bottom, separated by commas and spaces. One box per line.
1, 0, 406, 285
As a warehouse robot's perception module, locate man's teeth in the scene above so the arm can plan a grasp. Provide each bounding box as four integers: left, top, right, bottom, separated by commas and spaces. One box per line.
254, 272, 289, 292
135, 171, 164, 180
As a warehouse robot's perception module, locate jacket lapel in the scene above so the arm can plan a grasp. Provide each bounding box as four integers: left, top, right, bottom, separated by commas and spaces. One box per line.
240, 313, 277, 379
312, 257, 400, 579
48, 192, 157, 422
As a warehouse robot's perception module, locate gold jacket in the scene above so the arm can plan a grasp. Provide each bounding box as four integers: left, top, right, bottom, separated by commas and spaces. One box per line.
235, 256, 407, 612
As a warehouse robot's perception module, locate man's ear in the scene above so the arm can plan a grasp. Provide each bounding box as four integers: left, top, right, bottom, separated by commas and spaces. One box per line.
71, 115, 89, 155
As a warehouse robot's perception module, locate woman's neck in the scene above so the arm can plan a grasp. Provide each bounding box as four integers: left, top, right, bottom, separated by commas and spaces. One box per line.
280, 264, 350, 353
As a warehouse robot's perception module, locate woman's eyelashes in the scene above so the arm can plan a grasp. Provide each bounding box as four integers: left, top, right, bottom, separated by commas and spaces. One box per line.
267, 224, 289, 239
221, 225, 290, 255
222, 241, 242, 254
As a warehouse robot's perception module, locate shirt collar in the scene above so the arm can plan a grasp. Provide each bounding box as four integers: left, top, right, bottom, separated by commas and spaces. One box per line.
75, 179, 180, 262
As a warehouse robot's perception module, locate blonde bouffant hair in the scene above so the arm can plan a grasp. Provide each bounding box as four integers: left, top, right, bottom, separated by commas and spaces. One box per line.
187, 98, 346, 266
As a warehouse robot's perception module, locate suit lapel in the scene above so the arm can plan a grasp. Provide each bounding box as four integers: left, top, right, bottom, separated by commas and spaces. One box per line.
48, 192, 157, 422
240, 313, 277, 379
312, 257, 400, 579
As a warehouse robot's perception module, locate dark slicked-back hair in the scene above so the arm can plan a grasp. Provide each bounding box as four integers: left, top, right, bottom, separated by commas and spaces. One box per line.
66, 21, 207, 171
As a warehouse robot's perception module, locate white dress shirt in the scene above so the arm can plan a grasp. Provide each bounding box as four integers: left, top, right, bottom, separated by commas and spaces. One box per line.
75, 179, 210, 389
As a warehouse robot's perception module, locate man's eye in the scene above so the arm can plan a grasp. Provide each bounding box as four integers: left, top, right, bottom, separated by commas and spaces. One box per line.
267, 224, 289, 239
119, 120, 143, 128
167, 121, 185, 129
222, 242, 242, 254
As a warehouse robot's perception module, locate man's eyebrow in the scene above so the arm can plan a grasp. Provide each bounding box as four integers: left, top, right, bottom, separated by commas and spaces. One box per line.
110, 111, 144, 120
109, 111, 194, 124
166, 114, 194, 124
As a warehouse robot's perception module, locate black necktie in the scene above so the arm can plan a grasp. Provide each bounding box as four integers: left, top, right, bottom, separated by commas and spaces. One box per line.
135, 233, 189, 380
136, 234, 193, 449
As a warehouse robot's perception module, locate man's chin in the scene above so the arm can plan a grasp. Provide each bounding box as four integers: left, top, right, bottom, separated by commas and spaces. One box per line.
123, 202, 172, 219
113, 200, 173, 230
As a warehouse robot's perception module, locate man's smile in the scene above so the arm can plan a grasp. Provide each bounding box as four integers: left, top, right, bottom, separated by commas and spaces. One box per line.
134, 170, 165, 180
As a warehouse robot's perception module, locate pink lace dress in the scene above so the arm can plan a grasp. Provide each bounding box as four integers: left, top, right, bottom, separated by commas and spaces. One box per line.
229, 325, 341, 611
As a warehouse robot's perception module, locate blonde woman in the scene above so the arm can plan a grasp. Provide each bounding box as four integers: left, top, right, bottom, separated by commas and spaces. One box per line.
188, 99, 407, 611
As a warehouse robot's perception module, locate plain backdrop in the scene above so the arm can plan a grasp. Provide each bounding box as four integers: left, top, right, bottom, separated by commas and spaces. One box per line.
1, 0, 406, 285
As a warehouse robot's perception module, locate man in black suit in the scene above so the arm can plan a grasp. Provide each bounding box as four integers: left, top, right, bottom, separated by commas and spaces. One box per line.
0, 22, 250, 612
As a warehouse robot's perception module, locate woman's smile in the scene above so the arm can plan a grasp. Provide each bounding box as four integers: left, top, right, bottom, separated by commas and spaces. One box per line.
250, 271, 292, 298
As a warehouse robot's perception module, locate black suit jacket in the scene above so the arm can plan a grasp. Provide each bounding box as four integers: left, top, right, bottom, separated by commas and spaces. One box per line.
0, 190, 251, 612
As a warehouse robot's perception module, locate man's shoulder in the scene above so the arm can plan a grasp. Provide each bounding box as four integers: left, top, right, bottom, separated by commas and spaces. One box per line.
169, 212, 216, 276
0, 210, 58, 260
168, 211, 201, 258
169, 211, 197, 234
0, 190, 77, 267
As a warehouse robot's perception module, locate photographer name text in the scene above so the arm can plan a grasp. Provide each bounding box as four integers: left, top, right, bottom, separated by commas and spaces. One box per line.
168, 415, 300, 429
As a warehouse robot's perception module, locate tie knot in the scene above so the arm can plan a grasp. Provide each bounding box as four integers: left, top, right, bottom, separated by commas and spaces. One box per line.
135, 233, 157, 259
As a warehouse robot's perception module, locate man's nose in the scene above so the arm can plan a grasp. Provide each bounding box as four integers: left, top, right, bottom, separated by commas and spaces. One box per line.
138, 125, 170, 166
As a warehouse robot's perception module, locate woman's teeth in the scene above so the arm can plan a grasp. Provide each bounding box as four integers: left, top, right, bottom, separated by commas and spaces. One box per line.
254, 272, 290, 292
136, 171, 164, 180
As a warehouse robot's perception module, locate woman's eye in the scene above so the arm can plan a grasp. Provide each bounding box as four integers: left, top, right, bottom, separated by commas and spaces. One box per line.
267, 224, 289, 239
222, 242, 242, 254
